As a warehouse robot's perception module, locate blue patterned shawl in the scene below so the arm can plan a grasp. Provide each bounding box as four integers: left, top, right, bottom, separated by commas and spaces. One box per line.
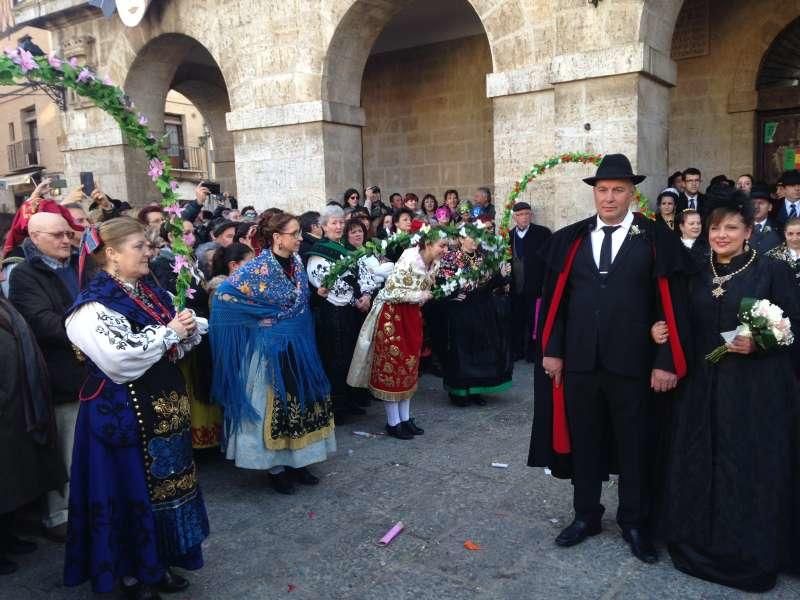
209, 250, 330, 438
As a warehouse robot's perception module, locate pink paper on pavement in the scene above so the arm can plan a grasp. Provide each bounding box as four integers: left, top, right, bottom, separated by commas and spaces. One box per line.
378, 521, 404, 546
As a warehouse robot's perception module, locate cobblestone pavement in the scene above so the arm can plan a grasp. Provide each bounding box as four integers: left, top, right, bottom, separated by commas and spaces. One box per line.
2, 362, 799, 599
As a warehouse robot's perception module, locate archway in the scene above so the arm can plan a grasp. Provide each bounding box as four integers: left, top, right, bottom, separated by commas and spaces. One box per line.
321, 0, 495, 204
123, 34, 234, 203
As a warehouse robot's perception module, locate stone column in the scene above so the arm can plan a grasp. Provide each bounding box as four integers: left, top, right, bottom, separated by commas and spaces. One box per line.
226, 101, 365, 213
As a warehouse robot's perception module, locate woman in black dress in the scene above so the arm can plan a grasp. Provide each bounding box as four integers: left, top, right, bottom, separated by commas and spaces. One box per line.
653, 187, 800, 592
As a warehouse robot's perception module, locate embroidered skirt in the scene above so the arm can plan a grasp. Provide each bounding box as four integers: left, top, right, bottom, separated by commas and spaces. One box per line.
368, 303, 423, 402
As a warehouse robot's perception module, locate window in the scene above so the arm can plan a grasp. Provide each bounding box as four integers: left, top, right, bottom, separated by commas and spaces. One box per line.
8, 122, 14, 141
164, 114, 185, 168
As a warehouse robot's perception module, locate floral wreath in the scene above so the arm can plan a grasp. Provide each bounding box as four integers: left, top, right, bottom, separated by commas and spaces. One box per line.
321, 221, 507, 299
0, 45, 194, 308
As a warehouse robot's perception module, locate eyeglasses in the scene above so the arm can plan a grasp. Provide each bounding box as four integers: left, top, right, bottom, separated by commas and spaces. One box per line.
36, 230, 76, 240
279, 229, 302, 239
349, 195, 359, 200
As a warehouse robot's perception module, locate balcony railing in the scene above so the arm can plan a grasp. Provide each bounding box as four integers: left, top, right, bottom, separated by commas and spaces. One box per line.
7, 138, 41, 171
166, 145, 208, 179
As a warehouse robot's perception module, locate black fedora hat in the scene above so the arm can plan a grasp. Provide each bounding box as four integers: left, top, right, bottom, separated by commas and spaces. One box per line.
583, 153, 646, 186
749, 183, 771, 201
780, 169, 800, 186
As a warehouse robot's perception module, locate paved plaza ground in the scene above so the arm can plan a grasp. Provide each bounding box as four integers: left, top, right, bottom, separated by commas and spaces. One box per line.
2, 362, 799, 599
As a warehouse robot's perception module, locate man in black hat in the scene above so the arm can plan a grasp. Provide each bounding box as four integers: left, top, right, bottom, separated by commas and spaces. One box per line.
528, 153, 689, 564
749, 183, 781, 254
774, 169, 800, 233
509, 201, 551, 361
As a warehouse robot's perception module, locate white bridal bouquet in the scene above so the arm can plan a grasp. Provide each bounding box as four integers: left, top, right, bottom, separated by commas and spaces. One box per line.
706, 297, 794, 363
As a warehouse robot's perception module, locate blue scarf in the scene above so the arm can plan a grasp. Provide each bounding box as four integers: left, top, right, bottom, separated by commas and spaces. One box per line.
209, 251, 330, 438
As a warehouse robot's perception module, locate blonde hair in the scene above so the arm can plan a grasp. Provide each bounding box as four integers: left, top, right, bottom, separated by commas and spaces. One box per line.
93, 217, 145, 266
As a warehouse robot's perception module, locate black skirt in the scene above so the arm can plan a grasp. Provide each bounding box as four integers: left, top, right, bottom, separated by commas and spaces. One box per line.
314, 301, 361, 407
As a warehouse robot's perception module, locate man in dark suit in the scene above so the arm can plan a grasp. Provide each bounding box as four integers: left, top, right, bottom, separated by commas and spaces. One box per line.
772, 170, 800, 233
509, 202, 551, 362
677, 167, 706, 217
535, 154, 686, 564
749, 183, 781, 253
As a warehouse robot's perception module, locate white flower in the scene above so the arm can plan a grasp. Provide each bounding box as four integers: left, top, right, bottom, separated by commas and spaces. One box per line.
419, 224, 431, 234
410, 234, 421, 246
380, 240, 388, 251
735, 324, 752, 338
628, 224, 642, 238
766, 304, 784, 323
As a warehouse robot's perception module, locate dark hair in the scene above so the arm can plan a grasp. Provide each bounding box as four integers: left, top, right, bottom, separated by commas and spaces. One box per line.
676, 208, 700, 228
211, 242, 253, 277
404, 193, 419, 204
253, 212, 298, 249
259, 207, 283, 221
421, 194, 437, 214
389, 193, 402, 202
785, 217, 800, 229
350, 206, 370, 219
201, 210, 214, 220
299, 211, 320, 234
343, 188, 360, 205
392, 207, 414, 224
683, 167, 701, 179
707, 189, 754, 229
444, 189, 459, 201
667, 171, 684, 187
709, 175, 731, 189
657, 190, 679, 207
137, 205, 163, 224
234, 221, 252, 242
345, 218, 368, 241
212, 220, 237, 238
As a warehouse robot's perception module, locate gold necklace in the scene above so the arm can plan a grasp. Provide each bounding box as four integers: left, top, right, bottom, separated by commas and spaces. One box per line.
709, 249, 756, 298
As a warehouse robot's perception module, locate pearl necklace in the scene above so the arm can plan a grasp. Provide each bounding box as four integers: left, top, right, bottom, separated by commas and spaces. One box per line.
709, 249, 756, 298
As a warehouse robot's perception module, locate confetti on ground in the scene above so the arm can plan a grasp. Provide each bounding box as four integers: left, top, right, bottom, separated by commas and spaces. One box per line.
463, 540, 482, 551
308, 511, 316, 519
287, 584, 296, 592
491, 462, 509, 468
378, 521, 404, 546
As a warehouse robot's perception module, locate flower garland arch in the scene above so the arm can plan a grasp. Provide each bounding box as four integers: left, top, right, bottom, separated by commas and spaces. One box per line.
0, 45, 194, 308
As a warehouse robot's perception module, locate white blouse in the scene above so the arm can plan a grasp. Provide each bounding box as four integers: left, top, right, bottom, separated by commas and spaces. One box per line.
66, 302, 207, 384
306, 255, 381, 307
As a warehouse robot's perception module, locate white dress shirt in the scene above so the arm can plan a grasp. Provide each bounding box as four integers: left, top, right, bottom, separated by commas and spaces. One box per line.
590, 210, 634, 269
685, 195, 699, 210
784, 199, 800, 217
515, 226, 529, 239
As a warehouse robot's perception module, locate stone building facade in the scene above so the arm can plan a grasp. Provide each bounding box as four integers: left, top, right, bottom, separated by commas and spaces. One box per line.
10, 0, 800, 230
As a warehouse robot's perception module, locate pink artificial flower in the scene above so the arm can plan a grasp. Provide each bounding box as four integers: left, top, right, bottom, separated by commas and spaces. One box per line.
68, 57, 78, 68
147, 158, 165, 181
77, 67, 94, 83
172, 255, 189, 274
185, 287, 196, 300
165, 203, 183, 217
18, 49, 38, 73
170, 180, 179, 191
4, 47, 18, 60
102, 74, 113, 86
47, 53, 62, 69
182, 233, 196, 247
138, 114, 148, 126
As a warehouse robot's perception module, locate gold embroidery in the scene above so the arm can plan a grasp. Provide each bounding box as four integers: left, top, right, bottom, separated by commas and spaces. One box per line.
151, 465, 197, 502
389, 345, 400, 357
153, 392, 191, 435
262, 388, 335, 451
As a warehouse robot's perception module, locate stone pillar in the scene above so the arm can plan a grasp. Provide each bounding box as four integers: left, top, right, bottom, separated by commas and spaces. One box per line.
226, 101, 365, 213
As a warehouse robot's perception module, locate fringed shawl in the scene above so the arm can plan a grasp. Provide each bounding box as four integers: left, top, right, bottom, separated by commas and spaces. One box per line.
209, 251, 330, 438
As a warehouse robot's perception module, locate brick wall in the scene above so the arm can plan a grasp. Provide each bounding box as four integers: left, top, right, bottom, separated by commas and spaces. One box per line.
361, 34, 493, 202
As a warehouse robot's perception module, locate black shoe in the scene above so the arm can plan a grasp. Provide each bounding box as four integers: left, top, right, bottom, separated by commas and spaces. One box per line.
621, 528, 658, 564
449, 394, 469, 407
0, 556, 17, 575
555, 519, 602, 547
289, 467, 320, 486
158, 568, 189, 593
401, 419, 424, 436
123, 582, 162, 600
385, 423, 414, 440
268, 470, 296, 495
7, 536, 36, 555
471, 394, 487, 406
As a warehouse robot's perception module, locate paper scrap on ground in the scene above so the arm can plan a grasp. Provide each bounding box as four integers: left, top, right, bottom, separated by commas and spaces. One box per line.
352, 431, 374, 438
378, 521, 404, 546
491, 462, 509, 468
463, 540, 481, 551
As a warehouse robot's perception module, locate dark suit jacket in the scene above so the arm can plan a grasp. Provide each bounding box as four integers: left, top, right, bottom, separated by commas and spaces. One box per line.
677, 192, 707, 217
511, 224, 551, 299
543, 215, 676, 379
750, 219, 782, 253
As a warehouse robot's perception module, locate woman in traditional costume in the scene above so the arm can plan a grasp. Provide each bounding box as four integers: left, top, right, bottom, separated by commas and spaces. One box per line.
210, 213, 335, 495
653, 188, 800, 592
767, 217, 800, 286
436, 224, 513, 406
656, 188, 679, 233
348, 230, 449, 439
64, 218, 209, 600
306, 205, 378, 418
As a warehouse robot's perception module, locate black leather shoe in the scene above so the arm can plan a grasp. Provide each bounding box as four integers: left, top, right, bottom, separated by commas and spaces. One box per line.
290, 467, 320, 486
158, 568, 189, 593
0, 556, 18, 575
385, 424, 414, 440
401, 419, 424, 436
268, 470, 296, 495
7, 536, 36, 555
471, 394, 487, 406
621, 528, 658, 564
555, 519, 602, 547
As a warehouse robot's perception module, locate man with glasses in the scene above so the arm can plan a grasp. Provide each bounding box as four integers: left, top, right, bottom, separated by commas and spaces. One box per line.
677, 168, 706, 217
8, 212, 87, 544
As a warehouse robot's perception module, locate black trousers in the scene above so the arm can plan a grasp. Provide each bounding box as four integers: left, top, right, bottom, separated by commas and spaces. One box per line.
511, 293, 537, 360
565, 369, 649, 528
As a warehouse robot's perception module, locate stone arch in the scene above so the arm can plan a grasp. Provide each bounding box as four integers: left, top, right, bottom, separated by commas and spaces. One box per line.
321, 0, 533, 108
122, 34, 235, 199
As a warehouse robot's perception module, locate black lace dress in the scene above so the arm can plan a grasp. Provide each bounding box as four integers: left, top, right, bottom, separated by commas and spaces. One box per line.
663, 251, 800, 592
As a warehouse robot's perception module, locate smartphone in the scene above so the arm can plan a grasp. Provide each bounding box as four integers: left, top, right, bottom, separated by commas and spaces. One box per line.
50, 179, 68, 189
79, 171, 95, 193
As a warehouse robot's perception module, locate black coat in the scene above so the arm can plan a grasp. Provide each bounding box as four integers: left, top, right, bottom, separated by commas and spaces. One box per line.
510, 224, 551, 299
8, 253, 85, 405
677, 192, 707, 216
750, 220, 782, 254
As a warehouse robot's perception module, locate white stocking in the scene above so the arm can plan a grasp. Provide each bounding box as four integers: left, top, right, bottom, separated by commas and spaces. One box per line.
398, 399, 411, 421
385, 402, 401, 426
